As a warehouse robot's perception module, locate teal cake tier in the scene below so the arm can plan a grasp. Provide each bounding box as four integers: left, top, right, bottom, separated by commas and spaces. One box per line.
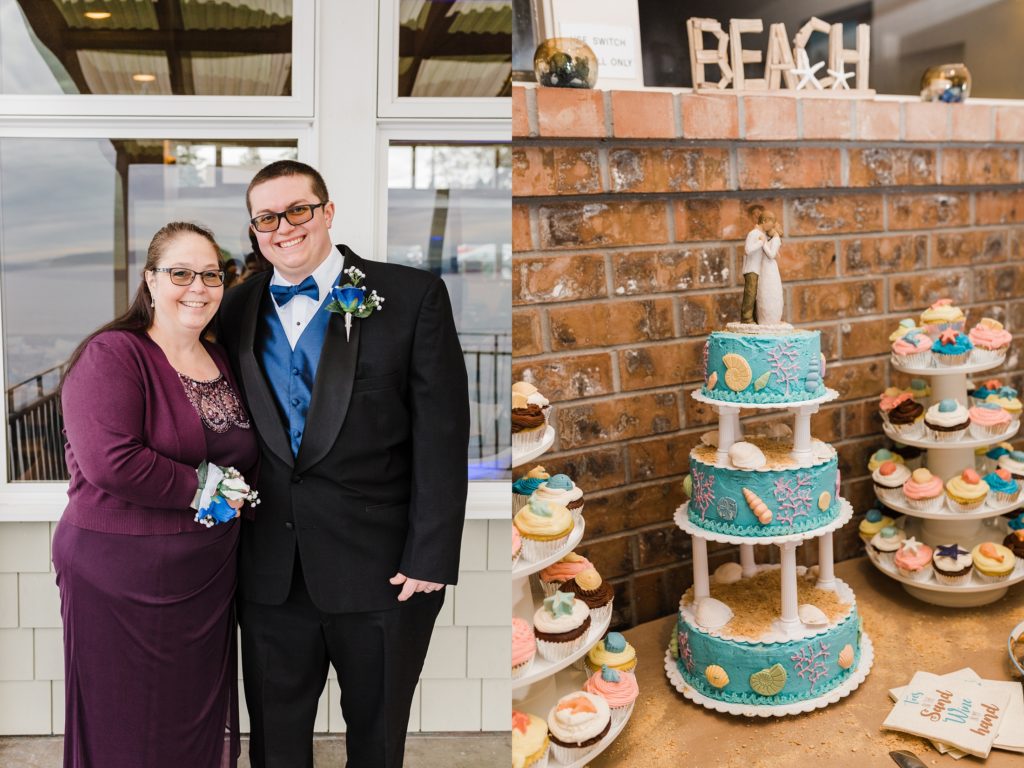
701, 330, 826, 404
687, 440, 841, 537
674, 608, 862, 705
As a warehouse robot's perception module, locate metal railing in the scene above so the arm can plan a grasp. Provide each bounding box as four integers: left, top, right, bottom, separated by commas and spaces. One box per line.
7, 364, 69, 482
460, 331, 511, 475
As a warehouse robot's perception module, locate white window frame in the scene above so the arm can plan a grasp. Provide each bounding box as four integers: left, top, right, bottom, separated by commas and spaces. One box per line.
0, 0, 316, 118
376, 0, 511, 120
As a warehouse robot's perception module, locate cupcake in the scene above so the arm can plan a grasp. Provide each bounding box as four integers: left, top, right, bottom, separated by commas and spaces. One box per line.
879, 391, 912, 426
512, 617, 537, 678
532, 474, 585, 519
985, 388, 1023, 418
902, 468, 946, 512
981, 442, 1014, 474
932, 328, 973, 367
970, 379, 1004, 406
945, 468, 990, 512
512, 711, 549, 768
925, 398, 970, 442
920, 298, 966, 338
969, 402, 1012, 440
513, 465, 549, 511
891, 330, 933, 368
997, 450, 1024, 481
932, 543, 974, 586
968, 318, 1012, 364
546, 691, 611, 764
512, 394, 547, 450
533, 591, 591, 662
894, 537, 934, 582
513, 527, 523, 566
894, 443, 926, 470
539, 552, 594, 597
869, 525, 906, 566
584, 665, 639, 726
983, 468, 1020, 505
868, 449, 904, 473
513, 381, 550, 419
561, 568, 614, 628
888, 397, 925, 438
859, 507, 895, 542
910, 378, 931, 406
514, 497, 574, 561
889, 318, 922, 341
1010, 512, 1024, 532
872, 461, 911, 504
971, 541, 1016, 583
1002, 529, 1024, 561
585, 631, 638, 674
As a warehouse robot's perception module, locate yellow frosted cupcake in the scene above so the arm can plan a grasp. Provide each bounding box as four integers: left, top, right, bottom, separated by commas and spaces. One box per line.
920, 298, 965, 338
513, 496, 573, 561
585, 631, 637, 674
971, 541, 1016, 583
858, 508, 894, 543
945, 468, 989, 513
512, 710, 549, 768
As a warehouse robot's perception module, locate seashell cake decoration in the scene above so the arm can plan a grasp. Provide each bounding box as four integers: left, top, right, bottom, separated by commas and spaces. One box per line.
721, 353, 753, 392
728, 441, 767, 470
695, 597, 733, 630
749, 663, 788, 696
713, 561, 743, 585
741, 488, 774, 524
838, 644, 855, 669
705, 664, 729, 688
798, 604, 828, 626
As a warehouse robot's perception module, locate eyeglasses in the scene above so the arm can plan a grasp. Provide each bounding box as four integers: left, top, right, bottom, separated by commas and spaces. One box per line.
250, 202, 328, 233
151, 267, 226, 287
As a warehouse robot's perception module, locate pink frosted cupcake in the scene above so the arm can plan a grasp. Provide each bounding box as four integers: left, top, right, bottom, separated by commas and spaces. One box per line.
879, 390, 912, 426
891, 330, 933, 368
584, 665, 639, 726
512, 617, 536, 679
968, 318, 1012, 364
894, 537, 934, 582
902, 468, 945, 512
969, 402, 1012, 440
539, 552, 594, 597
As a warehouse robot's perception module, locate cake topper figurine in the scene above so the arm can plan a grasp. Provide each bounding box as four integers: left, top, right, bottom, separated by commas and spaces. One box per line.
742, 210, 783, 325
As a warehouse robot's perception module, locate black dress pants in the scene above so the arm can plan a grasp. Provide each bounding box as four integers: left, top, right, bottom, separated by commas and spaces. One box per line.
239, 555, 443, 768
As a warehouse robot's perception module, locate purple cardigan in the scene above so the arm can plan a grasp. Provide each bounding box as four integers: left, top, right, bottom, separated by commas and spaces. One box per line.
61, 330, 250, 535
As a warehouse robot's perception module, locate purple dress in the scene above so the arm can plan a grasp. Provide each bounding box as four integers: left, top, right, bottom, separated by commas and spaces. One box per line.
53, 339, 258, 768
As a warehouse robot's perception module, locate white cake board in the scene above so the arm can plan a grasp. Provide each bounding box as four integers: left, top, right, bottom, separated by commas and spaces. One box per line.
691, 388, 839, 412
663, 632, 874, 718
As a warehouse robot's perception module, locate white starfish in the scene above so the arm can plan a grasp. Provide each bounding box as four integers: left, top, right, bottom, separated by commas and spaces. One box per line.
901, 536, 922, 555
790, 48, 823, 90
827, 67, 855, 90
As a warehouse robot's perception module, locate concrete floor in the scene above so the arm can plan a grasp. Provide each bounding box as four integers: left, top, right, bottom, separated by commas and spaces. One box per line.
0, 733, 511, 767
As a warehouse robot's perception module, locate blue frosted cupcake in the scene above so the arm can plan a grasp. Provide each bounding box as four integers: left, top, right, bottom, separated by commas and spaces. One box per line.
983, 469, 1020, 505
932, 328, 973, 367
513, 465, 549, 511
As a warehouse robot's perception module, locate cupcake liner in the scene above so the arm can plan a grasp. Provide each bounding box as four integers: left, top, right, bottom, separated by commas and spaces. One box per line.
539, 579, 565, 598
945, 495, 986, 513
523, 747, 549, 768
587, 601, 613, 629
871, 548, 899, 568
934, 352, 970, 367
549, 742, 588, 766
535, 631, 589, 662
973, 568, 1012, 584
892, 351, 932, 369
969, 421, 1010, 440
933, 569, 973, 587
905, 494, 946, 513
520, 532, 572, 562
512, 654, 535, 680
929, 425, 968, 442
608, 701, 636, 727
512, 428, 546, 450
970, 347, 1008, 366
897, 563, 934, 582
889, 420, 925, 439
513, 546, 522, 568
993, 490, 1020, 506
513, 492, 532, 513
874, 485, 905, 505
923, 320, 965, 339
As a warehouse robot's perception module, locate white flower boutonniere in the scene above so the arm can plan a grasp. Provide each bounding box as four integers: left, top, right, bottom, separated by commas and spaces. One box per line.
325, 266, 385, 341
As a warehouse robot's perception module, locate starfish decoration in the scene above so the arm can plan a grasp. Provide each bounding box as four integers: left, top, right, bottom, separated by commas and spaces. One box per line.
544, 591, 575, 618
938, 327, 959, 345
512, 711, 530, 734
556, 696, 597, 715
936, 544, 967, 558
790, 49, 824, 90
901, 536, 923, 555
827, 67, 855, 90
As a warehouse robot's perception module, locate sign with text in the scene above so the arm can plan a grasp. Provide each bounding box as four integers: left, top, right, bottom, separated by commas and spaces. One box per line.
558, 23, 637, 80
549, 0, 644, 89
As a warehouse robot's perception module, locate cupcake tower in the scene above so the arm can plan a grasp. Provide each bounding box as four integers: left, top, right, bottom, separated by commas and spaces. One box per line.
868, 301, 1024, 607
511, 382, 636, 767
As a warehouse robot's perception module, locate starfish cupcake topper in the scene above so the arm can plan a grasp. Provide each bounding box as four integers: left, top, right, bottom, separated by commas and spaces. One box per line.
901, 536, 923, 555
544, 591, 575, 617
936, 544, 967, 558
939, 327, 959, 345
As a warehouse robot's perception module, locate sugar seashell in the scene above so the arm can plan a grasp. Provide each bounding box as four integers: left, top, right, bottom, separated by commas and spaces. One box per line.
722, 353, 753, 391
838, 644, 855, 669
749, 663, 787, 696
713, 562, 743, 585
707, 371, 718, 390
728, 441, 766, 470
701, 430, 719, 448
798, 604, 828, 626
805, 565, 820, 582
795, 565, 807, 577
818, 491, 831, 511
695, 597, 733, 630
705, 664, 729, 688
741, 488, 774, 524
764, 422, 792, 439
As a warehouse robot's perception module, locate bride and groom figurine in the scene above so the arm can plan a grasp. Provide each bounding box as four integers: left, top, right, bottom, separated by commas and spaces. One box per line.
741, 210, 784, 326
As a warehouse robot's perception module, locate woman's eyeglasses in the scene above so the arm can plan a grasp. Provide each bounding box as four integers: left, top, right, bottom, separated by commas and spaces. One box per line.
250, 202, 328, 233
151, 267, 226, 287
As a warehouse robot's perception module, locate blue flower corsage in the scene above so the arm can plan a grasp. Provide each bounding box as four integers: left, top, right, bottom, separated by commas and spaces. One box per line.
193, 461, 260, 528
325, 266, 384, 340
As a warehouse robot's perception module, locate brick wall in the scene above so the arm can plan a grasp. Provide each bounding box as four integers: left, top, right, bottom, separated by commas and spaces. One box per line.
512, 86, 1024, 629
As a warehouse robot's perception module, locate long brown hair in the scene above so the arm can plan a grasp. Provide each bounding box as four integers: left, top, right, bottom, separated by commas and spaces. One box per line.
62, 222, 221, 382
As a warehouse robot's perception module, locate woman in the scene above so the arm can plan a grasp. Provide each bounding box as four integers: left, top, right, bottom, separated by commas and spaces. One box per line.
52, 222, 258, 768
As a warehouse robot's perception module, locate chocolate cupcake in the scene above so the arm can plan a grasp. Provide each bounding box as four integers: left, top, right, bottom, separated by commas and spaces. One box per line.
1003, 529, 1024, 560
888, 398, 925, 439
512, 396, 546, 449
562, 568, 614, 627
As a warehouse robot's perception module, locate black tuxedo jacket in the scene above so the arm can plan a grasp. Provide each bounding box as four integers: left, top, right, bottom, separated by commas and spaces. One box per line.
217, 245, 470, 613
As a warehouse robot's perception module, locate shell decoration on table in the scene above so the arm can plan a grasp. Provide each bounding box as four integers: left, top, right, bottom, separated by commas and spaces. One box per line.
729, 441, 767, 470
750, 663, 788, 696
742, 488, 774, 524
695, 597, 734, 630
713, 562, 743, 585
838, 644, 855, 669
705, 664, 730, 688
722, 353, 753, 392
798, 604, 828, 626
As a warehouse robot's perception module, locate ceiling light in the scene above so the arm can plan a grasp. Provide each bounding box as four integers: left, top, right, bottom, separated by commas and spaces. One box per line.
132, 73, 156, 83
84, 11, 112, 20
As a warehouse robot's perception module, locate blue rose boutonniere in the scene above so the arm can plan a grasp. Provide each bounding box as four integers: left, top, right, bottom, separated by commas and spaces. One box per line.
326, 266, 385, 341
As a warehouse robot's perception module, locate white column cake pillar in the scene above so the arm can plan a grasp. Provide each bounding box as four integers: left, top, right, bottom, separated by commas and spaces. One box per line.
791, 403, 818, 465
816, 532, 836, 591
779, 542, 799, 627
692, 536, 710, 601
716, 405, 741, 464
739, 543, 757, 577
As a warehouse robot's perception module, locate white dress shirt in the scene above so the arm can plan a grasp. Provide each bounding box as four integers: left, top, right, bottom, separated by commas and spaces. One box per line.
269, 245, 344, 349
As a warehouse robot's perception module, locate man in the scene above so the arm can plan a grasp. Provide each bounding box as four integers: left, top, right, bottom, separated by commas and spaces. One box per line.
741, 210, 781, 324
217, 160, 470, 768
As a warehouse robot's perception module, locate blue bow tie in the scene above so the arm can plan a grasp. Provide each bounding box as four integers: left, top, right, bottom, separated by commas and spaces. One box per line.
269, 276, 319, 307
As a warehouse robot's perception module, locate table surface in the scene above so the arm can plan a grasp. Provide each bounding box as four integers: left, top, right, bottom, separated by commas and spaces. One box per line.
591, 557, 1024, 768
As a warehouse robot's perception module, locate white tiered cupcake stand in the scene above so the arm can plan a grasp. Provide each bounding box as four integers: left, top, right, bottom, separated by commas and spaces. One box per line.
512, 429, 633, 766
669, 388, 873, 715
869, 356, 1024, 606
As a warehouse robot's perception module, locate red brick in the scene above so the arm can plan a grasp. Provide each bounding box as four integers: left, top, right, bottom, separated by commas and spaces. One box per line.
848, 148, 935, 187
888, 193, 970, 230
537, 447, 627, 495
512, 86, 530, 137
537, 200, 669, 249
548, 298, 675, 351
636, 523, 692, 569
618, 339, 706, 391
513, 253, 606, 305
627, 431, 703, 482
512, 353, 615, 401
678, 292, 741, 336
789, 278, 882, 323
904, 101, 949, 142
841, 235, 927, 275
680, 93, 739, 139
777, 239, 838, 281
513, 147, 604, 197
512, 309, 543, 356
682, 385, 718, 428
835, 436, 882, 480
810, 406, 843, 443
975, 190, 1024, 225
611, 247, 732, 295
611, 90, 676, 139
736, 147, 840, 190
674, 197, 783, 242
889, 269, 972, 311
950, 103, 993, 142
933, 230, 1009, 267
512, 147, 554, 197
743, 95, 798, 140
826, 358, 887, 402
574, 535, 634, 580
607, 147, 729, 195
580, 479, 683, 536
512, 204, 532, 251
819, 326, 839, 361
536, 88, 605, 138
556, 391, 680, 449
844, 400, 885, 439
787, 195, 884, 235
973, 264, 1024, 303
840, 317, 893, 359
942, 148, 1019, 185
856, 101, 900, 141
995, 106, 1024, 142
802, 99, 853, 140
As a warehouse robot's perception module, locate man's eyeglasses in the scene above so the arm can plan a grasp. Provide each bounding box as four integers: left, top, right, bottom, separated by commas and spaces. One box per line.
250, 202, 328, 233
151, 267, 226, 287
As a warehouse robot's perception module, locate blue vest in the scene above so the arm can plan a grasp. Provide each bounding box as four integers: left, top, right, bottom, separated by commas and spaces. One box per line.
256, 287, 334, 456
